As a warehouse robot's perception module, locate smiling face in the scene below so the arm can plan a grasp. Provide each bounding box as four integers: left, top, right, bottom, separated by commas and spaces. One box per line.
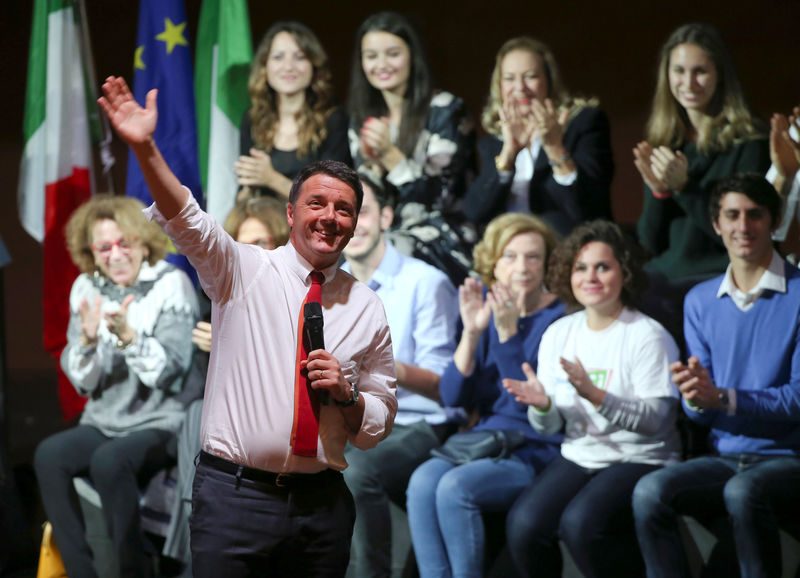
361, 31, 411, 96
713, 192, 774, 266
493, 231, 547, 299
90, 219, 146, 287
500, 49, 549, 115
342, 182, 392, 263
668, 42, 718, 115
570, 241, 624, 315
265, 31, 313, 98
287, 173, 358, 269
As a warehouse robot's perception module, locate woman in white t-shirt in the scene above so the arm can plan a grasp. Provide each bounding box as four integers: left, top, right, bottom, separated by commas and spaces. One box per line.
503, 220, 681, 578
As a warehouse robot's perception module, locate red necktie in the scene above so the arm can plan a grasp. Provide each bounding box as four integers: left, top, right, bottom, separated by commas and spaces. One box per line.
291, 271, 324, 457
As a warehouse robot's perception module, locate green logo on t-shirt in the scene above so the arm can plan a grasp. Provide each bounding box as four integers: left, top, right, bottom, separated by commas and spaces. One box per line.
587, 369, 612, 391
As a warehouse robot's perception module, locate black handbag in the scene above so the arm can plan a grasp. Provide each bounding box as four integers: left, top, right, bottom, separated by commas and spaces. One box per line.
430, 429, 527, 465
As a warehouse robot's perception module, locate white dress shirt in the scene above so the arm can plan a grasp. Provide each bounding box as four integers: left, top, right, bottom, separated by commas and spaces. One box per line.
146, 195, 397, 474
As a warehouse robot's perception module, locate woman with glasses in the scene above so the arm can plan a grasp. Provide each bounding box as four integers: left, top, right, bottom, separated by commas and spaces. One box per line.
34, 195, 197, 578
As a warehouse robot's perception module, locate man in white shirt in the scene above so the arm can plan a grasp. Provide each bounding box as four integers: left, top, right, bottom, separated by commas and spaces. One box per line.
100, 76, 397, 577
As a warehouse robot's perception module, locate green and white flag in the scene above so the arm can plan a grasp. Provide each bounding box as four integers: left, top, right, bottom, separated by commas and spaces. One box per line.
18, 0, 95, 420
195, 0, 253, 224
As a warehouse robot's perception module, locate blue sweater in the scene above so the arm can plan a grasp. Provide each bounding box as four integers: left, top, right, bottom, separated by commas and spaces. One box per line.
683, 261, 800, 455
440, 299, 565, 471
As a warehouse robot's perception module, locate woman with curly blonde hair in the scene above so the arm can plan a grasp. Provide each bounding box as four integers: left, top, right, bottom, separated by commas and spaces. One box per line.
35, 194, 197, 578
407, 212, 564, 578
464, 36, 614, 236
635, 23, 769, 282
235, 21, 350, 200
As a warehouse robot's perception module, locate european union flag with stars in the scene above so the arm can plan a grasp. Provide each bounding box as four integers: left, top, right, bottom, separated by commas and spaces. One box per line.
127, 0, 202, 279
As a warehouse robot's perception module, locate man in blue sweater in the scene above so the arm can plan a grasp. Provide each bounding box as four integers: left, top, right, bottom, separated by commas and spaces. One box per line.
633, 173, 800, 578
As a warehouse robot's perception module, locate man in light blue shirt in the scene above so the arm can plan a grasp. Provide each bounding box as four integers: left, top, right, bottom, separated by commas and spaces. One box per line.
342, 174, 459, 578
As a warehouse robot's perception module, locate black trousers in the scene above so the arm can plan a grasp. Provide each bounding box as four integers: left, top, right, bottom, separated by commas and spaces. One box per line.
190, 453, 356, 577
34, 425, 174, 578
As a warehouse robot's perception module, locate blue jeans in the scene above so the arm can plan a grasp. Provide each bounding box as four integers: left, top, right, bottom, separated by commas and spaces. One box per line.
633, 454, 800, 578
406, 456, 535, 578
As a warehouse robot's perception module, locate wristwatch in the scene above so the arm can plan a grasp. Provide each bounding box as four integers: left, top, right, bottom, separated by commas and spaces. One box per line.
335, 381, 359, 407
717, 389, 730, 409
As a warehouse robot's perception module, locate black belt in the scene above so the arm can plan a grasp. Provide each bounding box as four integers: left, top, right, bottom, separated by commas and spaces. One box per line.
199, 450, 340, 489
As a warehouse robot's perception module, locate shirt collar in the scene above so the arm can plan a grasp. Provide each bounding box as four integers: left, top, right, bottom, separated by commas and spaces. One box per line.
286, 241, 340, 286
340, 241, 399, 291
717, 250, 786, 301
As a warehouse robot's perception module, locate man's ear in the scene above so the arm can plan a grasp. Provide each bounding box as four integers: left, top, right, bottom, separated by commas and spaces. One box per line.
712, 218, 721, 236
286, 202, 294, 228
380, 206, 394, 232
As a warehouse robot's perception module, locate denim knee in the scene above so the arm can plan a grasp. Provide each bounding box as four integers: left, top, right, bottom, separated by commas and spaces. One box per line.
632, 469, 669, 524
722, 473, 759, 522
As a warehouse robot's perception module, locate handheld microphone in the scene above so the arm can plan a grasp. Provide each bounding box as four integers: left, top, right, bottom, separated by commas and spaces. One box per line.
304, 302, 328, 405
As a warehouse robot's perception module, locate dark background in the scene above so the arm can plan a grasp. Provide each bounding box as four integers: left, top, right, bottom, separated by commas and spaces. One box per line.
1, 0, 799, 547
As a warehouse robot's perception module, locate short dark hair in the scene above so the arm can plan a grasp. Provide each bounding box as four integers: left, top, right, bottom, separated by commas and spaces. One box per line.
710, 173, 782, 227
358, 172, 397, 211
547, 220, 648, 310
288, 160, 364, 212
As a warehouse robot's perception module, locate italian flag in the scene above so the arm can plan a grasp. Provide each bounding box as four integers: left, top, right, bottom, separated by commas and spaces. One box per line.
194, 0, 252, 224
18, 0, 94, 421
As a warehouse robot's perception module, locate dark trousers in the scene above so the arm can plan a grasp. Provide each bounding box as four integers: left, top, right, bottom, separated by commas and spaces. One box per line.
633, 454, 800, 578
506, 456, 660, 578
34, 425, 174, 578
190, 454, 356, 577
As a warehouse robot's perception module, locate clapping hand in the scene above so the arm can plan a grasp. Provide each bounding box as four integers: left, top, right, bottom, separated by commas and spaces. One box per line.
532, 98, 567, 149
458, 277, 493, 337
499, 101, 536, 157
78, 295, 103, 346
235, 148, 279, 189
770, 109, 800, 182
503, 362, 550, 411
105, 294, 136, 346
671, 356, 722, 409
487, 281, 522, 342
360, 117, 393, 162
633, 142, 687, 198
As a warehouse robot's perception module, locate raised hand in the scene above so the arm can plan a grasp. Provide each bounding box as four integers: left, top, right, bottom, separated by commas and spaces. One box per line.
360, 117, 393, 161
502, 362, 550, 410
79, 295, 103, 345
98, 76, 157, 147
458, 277, 492, 336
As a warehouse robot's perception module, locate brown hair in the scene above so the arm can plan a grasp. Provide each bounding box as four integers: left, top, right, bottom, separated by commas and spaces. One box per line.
223, 196, 290, 246
473, 212, 558, 286
546, 220, 647, 310
65, 195, 168, 274
481, 36, 597, 138
248, 21, 334, 157
644, 23, 763, 154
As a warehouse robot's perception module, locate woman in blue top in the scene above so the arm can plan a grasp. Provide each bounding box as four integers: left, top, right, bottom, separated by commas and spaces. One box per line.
406, 212, 564, 578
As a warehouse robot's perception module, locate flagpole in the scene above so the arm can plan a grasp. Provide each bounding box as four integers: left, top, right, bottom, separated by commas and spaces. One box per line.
76, 0, 116, 194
